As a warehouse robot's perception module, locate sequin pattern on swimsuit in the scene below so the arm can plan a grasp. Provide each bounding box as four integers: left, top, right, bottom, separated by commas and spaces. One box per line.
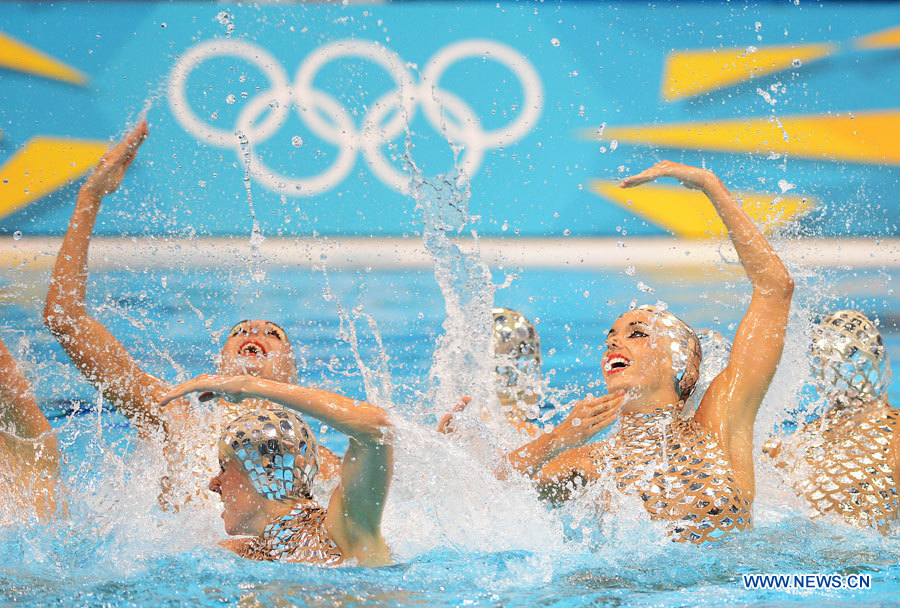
772, 401, 899, 532
596, 406, 752, 544
238, 501, 343, 565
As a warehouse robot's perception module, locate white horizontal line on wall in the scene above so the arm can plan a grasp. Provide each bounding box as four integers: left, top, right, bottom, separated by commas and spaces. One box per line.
2, 237, 899, 271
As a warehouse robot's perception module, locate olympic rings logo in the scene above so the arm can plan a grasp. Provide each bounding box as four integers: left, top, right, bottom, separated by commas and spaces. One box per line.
168, 39, 543, 196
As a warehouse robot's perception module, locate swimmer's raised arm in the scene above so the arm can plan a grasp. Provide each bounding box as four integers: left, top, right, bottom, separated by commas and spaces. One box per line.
44, 121, 172, 434
159, 374, 393, 565
0, 337, 50, 439
622, 161, 794, 498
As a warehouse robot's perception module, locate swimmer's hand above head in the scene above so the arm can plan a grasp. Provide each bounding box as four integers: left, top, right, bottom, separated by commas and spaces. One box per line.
82, 120, 149, 199
620, 160, 714, 192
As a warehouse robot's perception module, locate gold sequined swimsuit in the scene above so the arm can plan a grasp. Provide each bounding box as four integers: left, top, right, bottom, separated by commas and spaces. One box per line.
765, 400, 899, 532
237, 501, 343, 564
593, 407, 752, 544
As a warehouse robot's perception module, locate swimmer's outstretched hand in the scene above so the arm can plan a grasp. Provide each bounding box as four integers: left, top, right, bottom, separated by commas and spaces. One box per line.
620, 160, 714, 192
82, 120, 149, 199
437, 396, 472, 434
157, 373, 249, 408
549, 390, 625, 450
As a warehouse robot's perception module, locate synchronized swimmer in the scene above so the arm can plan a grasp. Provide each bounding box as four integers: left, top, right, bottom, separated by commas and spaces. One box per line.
1, 121, 897, 564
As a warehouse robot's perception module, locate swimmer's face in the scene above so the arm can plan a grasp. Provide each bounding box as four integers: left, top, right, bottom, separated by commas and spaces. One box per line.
602, 309, 676, 398
218, 319, 297, 383
210, 454, 267, 536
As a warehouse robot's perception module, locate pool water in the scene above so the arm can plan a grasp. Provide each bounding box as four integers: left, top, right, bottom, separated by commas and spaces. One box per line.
1, 253, 899, 607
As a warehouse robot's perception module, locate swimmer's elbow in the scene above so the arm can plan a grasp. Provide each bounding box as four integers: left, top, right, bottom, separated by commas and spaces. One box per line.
755, 270, 794, 301
360, 407, 393, 446
43, 301, 84, 339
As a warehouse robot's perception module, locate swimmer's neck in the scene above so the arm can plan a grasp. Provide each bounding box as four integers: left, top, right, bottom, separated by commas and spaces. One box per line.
248, 497, 308, 537
620, 386, 682, 416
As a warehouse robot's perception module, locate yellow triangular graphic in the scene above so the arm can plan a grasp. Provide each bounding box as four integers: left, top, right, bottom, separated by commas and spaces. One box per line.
0, 32, 88, 86
855, 25, 900, 50
662, 43, 836, 101
596, 111, 900, 165
0, 137, 109, 220
591, 181, 814, 239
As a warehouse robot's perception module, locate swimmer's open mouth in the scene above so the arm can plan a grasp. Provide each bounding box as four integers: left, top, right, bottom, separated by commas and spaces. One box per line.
603, 354, 632, 374
237, 340, 268, 357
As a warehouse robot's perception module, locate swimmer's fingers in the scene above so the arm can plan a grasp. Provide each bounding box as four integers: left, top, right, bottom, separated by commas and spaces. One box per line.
437, 413, 455, 434
84, 120, 149, 197
453, 396, 472, 412
582, 392, 625, 429
437, 396, 471, 434
622, 161, 712, 191
157, 373, 243, 407
620, 165, 666, 188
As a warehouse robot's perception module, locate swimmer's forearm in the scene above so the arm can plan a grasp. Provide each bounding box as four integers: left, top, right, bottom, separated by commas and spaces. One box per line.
505, 430, 569, 477
238, 378, 392, 445
702, 175, 793, 296
46, 187, 103, 315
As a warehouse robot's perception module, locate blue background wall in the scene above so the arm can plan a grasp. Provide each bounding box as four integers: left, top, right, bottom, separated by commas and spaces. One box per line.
1, 2, 899, 238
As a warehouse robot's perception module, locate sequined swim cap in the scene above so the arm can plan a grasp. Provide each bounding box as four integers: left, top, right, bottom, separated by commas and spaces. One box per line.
218, 409, 319, 500
493, 307, 542, 401
811, 310, 891, 404
633, 305, 702, 401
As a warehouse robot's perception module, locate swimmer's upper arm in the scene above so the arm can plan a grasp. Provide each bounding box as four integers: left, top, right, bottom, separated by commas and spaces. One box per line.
324, 437, 393, 566
0, 338, 51, 439
696, 288, 792, 498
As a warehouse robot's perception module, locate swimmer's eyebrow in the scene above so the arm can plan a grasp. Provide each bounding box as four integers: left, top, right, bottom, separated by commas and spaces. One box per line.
608, 321, 650, 336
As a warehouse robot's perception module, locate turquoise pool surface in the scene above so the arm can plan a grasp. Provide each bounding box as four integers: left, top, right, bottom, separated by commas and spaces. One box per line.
1, 260, 899, 607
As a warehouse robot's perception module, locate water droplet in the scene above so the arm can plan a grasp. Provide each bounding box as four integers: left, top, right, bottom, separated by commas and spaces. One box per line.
13, 230, 22, 240
160, 22, 167, 28
291, 136, 303, 147
226, 94, 236, 104
610, 140, 618, 151
792, 58, 802, 67
551, 38, 560, 47
625, 265, 636, 275
571, 417, 581, 427
563, 229, 571, 236
637, 281, 655, 294
268, 99, 280, 109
